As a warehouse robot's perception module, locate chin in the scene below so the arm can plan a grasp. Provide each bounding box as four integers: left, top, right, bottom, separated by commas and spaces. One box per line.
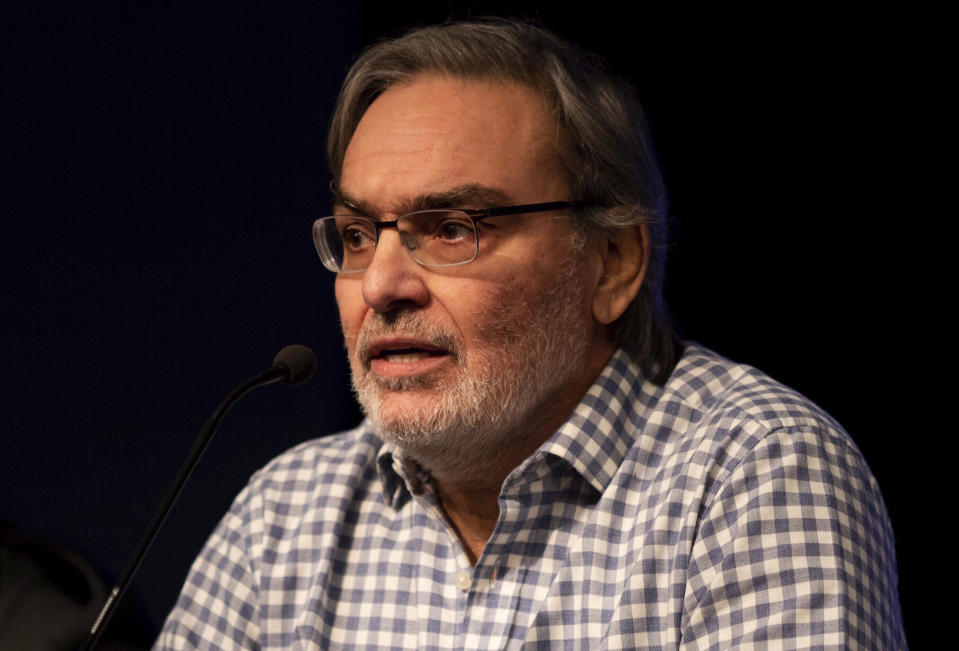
369, 394, 436, 429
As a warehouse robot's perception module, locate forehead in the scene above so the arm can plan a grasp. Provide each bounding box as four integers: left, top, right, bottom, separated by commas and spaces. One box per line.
339, 76, 569, 211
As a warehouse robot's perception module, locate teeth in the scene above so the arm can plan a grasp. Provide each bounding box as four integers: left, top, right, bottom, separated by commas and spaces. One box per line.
382, 351, 431, 363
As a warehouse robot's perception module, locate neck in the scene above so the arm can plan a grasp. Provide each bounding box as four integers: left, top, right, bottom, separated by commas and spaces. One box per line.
422, 341, 616, 565
423, 409, 549, 564
432, 477, 501, 565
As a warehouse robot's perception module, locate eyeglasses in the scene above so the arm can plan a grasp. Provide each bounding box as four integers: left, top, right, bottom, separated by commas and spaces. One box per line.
312, 201, 579, 273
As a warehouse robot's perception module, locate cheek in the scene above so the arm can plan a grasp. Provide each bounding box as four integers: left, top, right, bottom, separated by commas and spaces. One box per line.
469, 256, 593, 346
335, 278, 363, 347
465, 278, 540, 345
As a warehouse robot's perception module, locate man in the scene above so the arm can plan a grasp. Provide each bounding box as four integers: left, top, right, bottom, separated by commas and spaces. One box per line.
156, 20, 904, 649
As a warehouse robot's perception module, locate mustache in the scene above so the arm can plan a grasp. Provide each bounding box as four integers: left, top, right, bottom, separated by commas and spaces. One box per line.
356, 312, 461, 366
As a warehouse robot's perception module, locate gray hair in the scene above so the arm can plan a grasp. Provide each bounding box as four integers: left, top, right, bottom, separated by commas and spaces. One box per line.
327, 19, 678, 383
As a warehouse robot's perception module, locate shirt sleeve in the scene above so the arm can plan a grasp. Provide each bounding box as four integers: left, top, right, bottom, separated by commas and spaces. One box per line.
153, 483, 262, 650
680, 426, 906, 649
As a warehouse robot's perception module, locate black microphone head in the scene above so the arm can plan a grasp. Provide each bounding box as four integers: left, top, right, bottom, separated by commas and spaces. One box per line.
272, 345, 316, 386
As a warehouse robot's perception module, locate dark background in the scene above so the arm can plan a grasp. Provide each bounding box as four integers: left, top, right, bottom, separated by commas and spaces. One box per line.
2, 2, 926, 646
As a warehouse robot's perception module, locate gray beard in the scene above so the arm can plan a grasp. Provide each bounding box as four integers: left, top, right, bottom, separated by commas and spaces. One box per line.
347, 254, 589, 482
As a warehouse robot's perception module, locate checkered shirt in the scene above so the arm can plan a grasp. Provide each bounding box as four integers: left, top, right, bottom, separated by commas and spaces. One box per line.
155, 344, 905, 649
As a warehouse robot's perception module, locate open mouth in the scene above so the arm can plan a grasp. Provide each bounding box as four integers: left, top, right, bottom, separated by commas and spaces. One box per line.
365, 338, 452, 369
376, 347, 447, 364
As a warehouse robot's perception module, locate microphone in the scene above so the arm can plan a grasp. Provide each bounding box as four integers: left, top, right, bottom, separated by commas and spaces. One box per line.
80, 345, 316, 650
273, 344, 317, 386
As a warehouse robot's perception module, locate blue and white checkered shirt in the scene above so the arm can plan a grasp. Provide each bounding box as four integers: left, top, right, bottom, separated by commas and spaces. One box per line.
155, 344, 905, 649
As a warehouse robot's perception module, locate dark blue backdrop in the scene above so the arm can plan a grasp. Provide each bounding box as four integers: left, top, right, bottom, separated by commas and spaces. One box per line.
1, 2, 923, 645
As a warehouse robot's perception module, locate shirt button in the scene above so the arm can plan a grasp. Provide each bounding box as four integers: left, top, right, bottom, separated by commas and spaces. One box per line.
455, 569, 471, 591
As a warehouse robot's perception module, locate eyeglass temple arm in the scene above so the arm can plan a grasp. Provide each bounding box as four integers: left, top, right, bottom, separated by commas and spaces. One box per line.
471, 200, 581, 220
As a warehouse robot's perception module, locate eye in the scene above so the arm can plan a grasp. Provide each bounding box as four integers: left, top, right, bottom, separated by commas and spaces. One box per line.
431, 216, 474, 242
340, 222, 375, 251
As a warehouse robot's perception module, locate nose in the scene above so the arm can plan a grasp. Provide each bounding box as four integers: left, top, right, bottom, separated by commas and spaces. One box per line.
361, 228, 430, 313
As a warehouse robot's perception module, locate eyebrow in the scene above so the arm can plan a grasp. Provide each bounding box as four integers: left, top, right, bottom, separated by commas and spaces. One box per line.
333, 184, 515, 218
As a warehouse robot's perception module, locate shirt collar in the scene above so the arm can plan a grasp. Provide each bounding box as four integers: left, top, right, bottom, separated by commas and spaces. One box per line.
374, 348, 650, 506
534, 348, 648, 494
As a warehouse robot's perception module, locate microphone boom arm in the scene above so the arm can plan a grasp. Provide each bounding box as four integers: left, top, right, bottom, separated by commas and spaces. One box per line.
80, 346, 315, 650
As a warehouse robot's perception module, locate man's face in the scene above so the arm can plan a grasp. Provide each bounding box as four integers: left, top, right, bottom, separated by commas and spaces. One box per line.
334, 76, 611, 479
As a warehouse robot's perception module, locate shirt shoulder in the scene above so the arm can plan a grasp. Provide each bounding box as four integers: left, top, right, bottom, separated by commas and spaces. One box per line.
646, 345, 905, 647
668, 343, 838, 428
193, 423, 387, 558
540, 344, 854, 497
153, 424, 386, 650
249, 424, 381, 488
654, 343, 857, 467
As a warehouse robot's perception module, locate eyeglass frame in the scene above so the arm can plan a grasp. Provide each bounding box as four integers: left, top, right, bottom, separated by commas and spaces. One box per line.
313, 200, 582, 273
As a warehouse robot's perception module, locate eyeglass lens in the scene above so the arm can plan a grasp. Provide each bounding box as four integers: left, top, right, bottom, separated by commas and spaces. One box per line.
315, 210, 479, 272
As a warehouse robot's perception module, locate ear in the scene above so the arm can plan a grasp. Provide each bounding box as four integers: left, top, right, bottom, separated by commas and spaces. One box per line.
591, 224, 648, 325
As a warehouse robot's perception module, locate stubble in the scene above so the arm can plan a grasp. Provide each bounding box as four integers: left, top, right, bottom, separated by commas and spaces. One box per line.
346, 249, 591, 482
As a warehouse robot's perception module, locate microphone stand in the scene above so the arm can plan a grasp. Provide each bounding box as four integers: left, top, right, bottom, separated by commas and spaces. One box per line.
80, 363, 293, 650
